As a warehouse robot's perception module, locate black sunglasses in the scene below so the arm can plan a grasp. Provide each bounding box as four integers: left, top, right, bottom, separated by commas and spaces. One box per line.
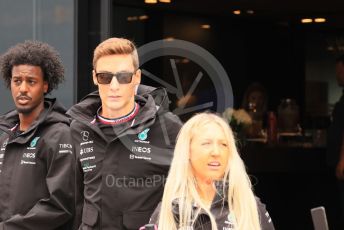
95, 71, 136, 84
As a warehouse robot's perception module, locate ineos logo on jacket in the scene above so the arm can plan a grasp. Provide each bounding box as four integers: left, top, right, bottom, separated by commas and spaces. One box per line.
23, 152, 36, 159
131, 146, 151, 153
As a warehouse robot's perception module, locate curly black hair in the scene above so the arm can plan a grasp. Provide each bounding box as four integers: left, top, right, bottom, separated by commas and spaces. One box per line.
0, 40, 64, 94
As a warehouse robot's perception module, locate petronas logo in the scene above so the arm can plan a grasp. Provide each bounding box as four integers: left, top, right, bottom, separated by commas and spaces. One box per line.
30, 137, 40, 148
138, 128, 150, 141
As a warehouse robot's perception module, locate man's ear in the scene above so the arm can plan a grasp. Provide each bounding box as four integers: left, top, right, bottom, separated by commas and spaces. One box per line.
92, 70, 98, 85
134, 69, 141, 85
43, 81, 48, 93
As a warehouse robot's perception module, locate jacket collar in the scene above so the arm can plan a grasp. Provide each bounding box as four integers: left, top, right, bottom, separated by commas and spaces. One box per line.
66, 85, 170, 135
171, 181, 229, 216
0, 98, 67, 144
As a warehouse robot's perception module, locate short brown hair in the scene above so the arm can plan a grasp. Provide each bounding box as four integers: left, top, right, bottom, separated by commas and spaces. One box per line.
93, 37, 139, 70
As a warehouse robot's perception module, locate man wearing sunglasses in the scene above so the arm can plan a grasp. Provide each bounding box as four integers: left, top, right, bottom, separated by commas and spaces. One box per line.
67, 37, 182, 230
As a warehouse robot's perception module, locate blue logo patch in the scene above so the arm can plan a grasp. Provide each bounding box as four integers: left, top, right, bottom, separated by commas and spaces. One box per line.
30, 137, 40, 148
138, 128, 150, 141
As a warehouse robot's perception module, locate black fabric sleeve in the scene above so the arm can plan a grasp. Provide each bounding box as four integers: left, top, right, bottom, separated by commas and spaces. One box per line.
148, 202, 162, 225
73, 156, 84, 230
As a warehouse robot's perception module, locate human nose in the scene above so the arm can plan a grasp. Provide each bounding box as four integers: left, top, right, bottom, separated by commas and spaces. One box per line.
109, 76, 120, 90
19, 81, 28, 93
210, 143, 221, 157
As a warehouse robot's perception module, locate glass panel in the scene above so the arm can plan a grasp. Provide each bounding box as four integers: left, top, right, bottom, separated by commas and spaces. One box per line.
0, 0, 74, 113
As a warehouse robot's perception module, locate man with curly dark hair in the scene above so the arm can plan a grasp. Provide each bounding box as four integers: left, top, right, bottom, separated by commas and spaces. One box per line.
0, 40, 75, 230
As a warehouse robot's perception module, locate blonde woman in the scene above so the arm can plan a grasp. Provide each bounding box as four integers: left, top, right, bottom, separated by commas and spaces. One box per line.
148, 113, 274, 230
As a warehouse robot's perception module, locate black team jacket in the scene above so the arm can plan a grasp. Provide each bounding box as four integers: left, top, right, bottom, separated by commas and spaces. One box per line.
0, 98, 75, 230
67, 85, 182, 230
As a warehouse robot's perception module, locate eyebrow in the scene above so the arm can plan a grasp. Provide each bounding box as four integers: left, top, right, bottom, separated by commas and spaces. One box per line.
12, 75, 39, 78
199, 138, 228, 144
12, 76, 41, 83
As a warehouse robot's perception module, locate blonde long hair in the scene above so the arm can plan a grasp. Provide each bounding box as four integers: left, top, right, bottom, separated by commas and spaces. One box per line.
158, 113, 261, 230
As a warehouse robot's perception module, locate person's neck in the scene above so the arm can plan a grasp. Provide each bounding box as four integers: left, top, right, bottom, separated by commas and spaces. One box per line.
196, 178, 216, 208
101, 102, 135, 119
18, 104, 44, 132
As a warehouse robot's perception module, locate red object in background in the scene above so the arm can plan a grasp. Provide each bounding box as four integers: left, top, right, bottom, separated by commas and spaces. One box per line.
267, 111, 278, 143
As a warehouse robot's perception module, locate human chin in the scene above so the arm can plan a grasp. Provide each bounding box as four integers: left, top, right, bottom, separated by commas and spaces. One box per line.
106, 102, 123, 111
16, 96, 44, 114
103, 100, 126, 112
16, 104, 36, 115
207, 170, 225, 181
